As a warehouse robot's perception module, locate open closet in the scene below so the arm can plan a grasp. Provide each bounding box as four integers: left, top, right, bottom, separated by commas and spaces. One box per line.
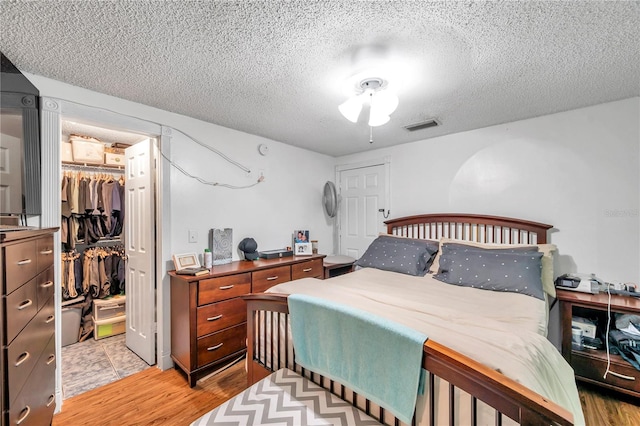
58, 120, 151, 399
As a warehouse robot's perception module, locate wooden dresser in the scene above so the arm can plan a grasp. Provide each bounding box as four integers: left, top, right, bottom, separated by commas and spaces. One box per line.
170, 254, 324, 386
1, 228, 57, 426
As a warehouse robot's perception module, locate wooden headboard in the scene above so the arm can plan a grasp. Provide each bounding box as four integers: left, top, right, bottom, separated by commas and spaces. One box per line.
385, 213, 552, 244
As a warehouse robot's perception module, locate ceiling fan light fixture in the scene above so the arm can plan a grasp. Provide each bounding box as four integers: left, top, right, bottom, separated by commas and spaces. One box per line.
338, 77, 398, 127
372, 89, 398, 116
338, 95, 363, 123
368, 97, 391, 127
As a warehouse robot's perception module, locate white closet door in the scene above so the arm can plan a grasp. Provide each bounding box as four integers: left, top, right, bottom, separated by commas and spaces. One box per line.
339, 164, 387, 258
124, 139, 156, 365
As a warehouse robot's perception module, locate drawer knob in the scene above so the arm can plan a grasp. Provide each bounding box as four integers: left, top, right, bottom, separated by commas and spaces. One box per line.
45, 315, 55, 324
40, 249, 53, 255
266, 276, 279, 281
207, 314, 223, 322
608, 371, 636, 381
41, 280, 54, 288
16, 406, 31, 425
17, 258, 33, 266
17, 299, 33, 310
15, 351, 30, 367
302, 268, 313, 272
207, 343, 224, 351
47, 394, 55, 407
47, 354, 56, 365
219, 285, 234, 290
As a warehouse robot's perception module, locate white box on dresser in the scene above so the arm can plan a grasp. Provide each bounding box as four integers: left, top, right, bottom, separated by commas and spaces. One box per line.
1, 228, 57, 426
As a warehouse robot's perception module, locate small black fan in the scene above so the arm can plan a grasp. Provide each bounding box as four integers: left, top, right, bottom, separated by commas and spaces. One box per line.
323, 181, 337, 218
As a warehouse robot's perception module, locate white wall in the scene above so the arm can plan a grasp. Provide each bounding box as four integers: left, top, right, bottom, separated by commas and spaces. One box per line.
26, 73, 336, 259
165, 120, 336, 261
338, 97, 640, 286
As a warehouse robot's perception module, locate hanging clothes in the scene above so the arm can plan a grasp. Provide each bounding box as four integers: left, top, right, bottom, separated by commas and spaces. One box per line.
60, 170, 125, 247
61, 250, 82, 300
79, 245, 127, 299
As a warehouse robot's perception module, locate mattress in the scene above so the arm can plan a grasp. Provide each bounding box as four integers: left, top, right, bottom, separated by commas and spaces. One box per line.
190, 368, 382, 426
266, 268, 585, 425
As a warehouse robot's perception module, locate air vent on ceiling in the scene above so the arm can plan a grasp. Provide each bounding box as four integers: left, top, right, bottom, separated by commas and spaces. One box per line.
404, 119, 440, 132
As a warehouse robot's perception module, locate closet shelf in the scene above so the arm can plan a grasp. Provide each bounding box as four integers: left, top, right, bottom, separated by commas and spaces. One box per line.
62, 161, 124, 172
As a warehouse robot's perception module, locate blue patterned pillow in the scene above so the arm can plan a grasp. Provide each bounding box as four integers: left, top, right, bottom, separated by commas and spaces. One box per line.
434, 243, 544, 299
354, 235, 439, 276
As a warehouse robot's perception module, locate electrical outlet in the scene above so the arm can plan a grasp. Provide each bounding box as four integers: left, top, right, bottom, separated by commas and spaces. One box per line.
188, 229, 198, 243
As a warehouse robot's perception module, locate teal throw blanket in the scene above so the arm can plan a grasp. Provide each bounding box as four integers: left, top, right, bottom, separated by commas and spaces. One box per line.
288, 294, 427, 424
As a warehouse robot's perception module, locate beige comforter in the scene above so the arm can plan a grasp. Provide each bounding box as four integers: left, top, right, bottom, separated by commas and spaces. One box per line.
267, 268, 585, 426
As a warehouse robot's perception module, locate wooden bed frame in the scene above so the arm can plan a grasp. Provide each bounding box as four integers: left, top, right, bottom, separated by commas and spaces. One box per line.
244, 214, 573, 426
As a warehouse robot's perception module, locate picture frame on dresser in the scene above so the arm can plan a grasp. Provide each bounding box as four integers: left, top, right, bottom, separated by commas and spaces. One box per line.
293, 230, 310, 243
294, 242, 312, 255
172, 252, 200, 271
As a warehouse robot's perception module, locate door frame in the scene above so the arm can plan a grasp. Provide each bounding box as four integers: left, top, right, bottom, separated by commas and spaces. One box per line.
334, 157, 391, 255
40, 97, 173, 413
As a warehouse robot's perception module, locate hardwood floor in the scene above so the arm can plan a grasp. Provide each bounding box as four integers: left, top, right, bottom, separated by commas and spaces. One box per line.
54, 361, 640, 425
53, 361, 247, 425
578, 383, 640, 426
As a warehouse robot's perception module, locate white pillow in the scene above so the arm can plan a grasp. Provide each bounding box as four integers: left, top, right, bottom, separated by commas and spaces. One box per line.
429, 238, 557, 298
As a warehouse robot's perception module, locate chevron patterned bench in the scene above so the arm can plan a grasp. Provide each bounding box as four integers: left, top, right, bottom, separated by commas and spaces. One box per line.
190, 368, 382, 426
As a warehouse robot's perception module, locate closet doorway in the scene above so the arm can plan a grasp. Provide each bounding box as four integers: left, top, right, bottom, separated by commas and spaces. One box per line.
59, 120, 157, 398
40, 97, 171, 409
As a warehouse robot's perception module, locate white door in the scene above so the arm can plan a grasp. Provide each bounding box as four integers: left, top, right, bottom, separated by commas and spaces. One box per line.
339, 164, 388, 258
0, 119, 23, 213
124, 139, 156, 365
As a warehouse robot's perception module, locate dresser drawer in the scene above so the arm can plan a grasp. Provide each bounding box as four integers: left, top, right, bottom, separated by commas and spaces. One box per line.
5, 239, 38, 294
36, 266, 55, 312
5, 277, 38, 343
196, 322, 247, 367
292, 258, 323, 280
252, 265, 291, 293
8, 334, 56, 426
7, 308, 55, 407
36, 234, 54, 274
573, 351, 640, 393
199, 273, 251, 306
197, 297, 247, 337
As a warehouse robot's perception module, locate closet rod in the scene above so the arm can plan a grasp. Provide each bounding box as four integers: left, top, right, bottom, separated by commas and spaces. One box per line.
62, 162, 124, 174
75, 238, 124, 248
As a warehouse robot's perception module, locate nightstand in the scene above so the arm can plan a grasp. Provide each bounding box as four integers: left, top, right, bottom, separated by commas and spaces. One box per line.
323, 255, 356, 279
556, 289, 640, 398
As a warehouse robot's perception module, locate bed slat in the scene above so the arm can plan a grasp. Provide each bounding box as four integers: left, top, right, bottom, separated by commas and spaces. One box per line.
429, 373, 436, 426
385, 214, 552, 244
471, 396, 478, 426
449, 383, 455, 426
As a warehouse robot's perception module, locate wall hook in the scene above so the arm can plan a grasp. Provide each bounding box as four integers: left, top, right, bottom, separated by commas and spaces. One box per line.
378, 209, 390, 219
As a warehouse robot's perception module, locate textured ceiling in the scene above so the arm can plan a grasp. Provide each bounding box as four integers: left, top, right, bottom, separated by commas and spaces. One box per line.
1, 1, 639, 157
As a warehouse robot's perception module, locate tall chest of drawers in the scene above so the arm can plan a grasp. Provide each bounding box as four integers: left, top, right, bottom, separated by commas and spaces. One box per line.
1, 228, 56, 426
170, 254, 324, 386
